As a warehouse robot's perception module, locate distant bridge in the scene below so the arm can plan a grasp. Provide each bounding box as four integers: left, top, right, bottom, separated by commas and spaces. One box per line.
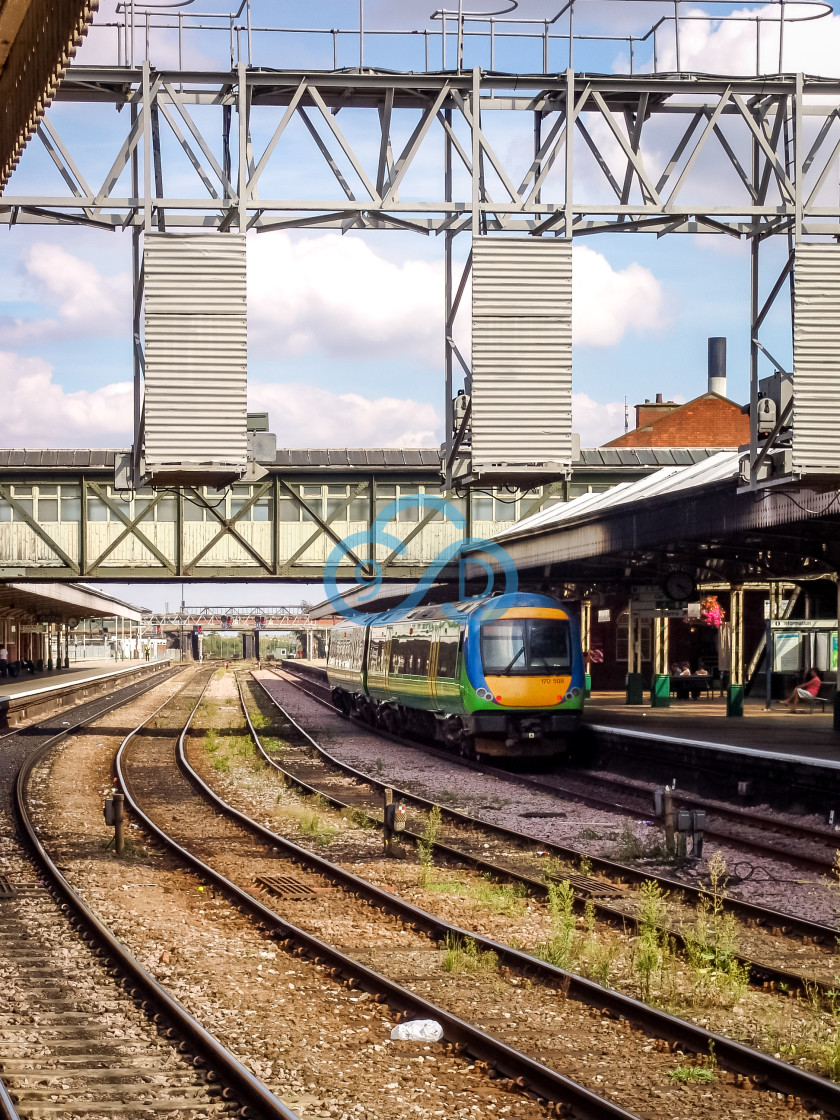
142, 607, 333, 631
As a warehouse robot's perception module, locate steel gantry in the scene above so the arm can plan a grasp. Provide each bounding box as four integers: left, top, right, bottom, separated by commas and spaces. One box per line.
3, 2, 840, 491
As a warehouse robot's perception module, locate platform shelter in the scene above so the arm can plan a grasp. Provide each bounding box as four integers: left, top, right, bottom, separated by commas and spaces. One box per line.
0, 581, 142, 674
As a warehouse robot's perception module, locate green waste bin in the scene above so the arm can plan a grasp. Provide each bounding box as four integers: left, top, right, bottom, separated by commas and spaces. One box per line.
626, 672, 644, 705
651, 674, 671, 708
584, 672, 592, 699
727, 683, 744, 717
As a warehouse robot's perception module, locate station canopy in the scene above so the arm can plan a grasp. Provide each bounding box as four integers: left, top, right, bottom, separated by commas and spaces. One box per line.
491, 452, 840, 587
0, 582, 142, 625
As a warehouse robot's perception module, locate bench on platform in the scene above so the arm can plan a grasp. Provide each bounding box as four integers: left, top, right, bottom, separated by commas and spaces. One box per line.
670, 674, 715, 699
801, 681, 837, 713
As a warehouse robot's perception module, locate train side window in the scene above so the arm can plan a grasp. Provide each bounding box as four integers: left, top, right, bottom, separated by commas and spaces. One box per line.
389, 639, 405, 675
437, 636, 459, 677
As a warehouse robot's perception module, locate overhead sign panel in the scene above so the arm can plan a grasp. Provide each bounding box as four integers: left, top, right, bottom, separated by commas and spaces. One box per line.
143, 233, 248, 482
792, 243, 840, 477
471, 237, 573, 476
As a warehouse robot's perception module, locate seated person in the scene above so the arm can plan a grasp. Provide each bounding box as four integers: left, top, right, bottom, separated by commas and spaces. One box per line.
690, 660, 708, 700
674, 661, 692, 699
778, 667, 821, 713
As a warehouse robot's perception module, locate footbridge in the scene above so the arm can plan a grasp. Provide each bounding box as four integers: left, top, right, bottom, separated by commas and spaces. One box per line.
0, 447, 714, 582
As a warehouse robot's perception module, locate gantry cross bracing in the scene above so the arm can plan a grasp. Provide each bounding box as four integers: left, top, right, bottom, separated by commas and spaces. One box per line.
5, 67, 840, 237
6, 63, 840, 486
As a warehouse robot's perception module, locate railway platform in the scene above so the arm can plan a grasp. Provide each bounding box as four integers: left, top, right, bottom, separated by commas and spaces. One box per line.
583, 692, 840, 811
583, 692, 838, 764
0, 656, 176, 731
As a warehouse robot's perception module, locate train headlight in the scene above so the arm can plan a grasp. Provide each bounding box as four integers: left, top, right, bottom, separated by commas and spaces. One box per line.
562, 686, 582, 702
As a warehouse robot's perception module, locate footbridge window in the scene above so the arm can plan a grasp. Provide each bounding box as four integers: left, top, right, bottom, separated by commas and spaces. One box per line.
0, 483, 81, 522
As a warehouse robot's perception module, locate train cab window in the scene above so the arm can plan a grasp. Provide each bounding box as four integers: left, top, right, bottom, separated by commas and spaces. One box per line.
481, 618, 571, 675
437, 636, 459, 677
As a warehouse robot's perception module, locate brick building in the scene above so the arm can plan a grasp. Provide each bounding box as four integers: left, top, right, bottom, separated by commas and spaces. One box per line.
606, 390, 749, 448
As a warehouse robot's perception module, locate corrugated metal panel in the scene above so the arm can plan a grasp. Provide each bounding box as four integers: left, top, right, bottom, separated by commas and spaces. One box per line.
792, 243, 840, 476
471, 237, 572, 473
143, 233, 247, 471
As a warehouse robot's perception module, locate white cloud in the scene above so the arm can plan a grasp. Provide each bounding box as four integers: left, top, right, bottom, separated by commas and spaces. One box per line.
0, 351, 132, 447
249, 380, 441, 448
0, 350, 440, 449
249, 233, 664, 361
3, 242, 130, 344
572, 246, 664, 347
248, 232, 443, 363
572, 393, 628, 446
658, 4, 840, 76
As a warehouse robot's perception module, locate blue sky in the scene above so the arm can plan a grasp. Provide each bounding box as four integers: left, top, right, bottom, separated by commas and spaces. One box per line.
2, 0, 837, 608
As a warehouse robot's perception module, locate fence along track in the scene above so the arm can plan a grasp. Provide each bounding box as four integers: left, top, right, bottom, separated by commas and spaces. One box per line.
10, 664, 298, 1120
242, 670, 840, 1114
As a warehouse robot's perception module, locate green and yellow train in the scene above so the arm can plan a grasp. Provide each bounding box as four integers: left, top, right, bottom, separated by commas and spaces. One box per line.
326, 592, 585, 759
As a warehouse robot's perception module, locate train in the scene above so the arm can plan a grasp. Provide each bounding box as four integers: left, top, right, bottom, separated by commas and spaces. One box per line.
325, 592, 585, 759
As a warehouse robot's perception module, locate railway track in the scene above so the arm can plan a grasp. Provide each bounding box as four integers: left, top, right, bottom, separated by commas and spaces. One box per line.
103, 663, 840, 1118
271, 664, 839, 937
114, 668, 651, 1120
274, 663, 839, 873
252, 668, 840, 1008
2, 664, 298, 1120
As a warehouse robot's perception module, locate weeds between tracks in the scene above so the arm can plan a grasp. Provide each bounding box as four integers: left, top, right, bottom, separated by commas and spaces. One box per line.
233, 674, 840, 1082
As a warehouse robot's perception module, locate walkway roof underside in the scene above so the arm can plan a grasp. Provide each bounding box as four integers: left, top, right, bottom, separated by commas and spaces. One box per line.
0, 582, 142, 624
492, 452, 840, 586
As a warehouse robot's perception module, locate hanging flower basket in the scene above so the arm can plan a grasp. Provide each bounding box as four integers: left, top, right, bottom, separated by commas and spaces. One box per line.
699, 595, 725, 628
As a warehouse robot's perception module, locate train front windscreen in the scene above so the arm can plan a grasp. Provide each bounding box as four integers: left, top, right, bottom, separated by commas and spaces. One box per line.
480, 617, 572, 676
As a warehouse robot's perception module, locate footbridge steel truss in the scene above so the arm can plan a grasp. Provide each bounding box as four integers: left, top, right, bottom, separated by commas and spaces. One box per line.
142, 607, 330, 630
0, 447, 703, 582
3, 65, 840, 490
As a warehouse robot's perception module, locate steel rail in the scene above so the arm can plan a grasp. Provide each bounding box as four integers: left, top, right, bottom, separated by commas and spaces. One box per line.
0, 1077, 20, 1120
505, 768, 839, 873
224, 672, 840, 1112
243, 675, 840, 1002
290, 665, 840, 867
115, 677, 650, 1120
270, 665, 839, 944
14, 665, 299, 1120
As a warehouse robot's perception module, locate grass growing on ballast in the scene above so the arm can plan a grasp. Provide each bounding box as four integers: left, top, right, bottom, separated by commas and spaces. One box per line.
421, 871, 528, 917
668, 1064, 715, 1084
441, 934, 499, 974
417, 805, 442, 888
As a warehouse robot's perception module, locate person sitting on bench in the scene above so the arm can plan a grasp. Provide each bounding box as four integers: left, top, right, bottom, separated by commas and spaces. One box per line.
690, 660, 709, 701
779, 667, 821, 713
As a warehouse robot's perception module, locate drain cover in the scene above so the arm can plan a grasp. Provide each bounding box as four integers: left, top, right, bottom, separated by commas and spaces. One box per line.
0, 875, 16, 897
552, 873, 625, 898
256, 874, 323, 901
